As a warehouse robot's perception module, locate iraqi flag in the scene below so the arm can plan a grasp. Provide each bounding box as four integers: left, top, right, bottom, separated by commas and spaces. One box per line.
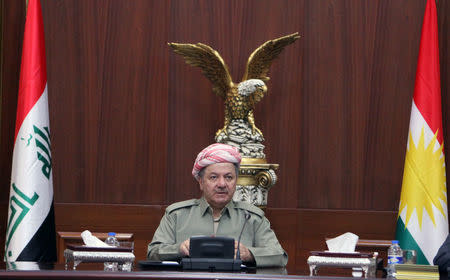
4, 0, 56, 261
395, 0, 448, 265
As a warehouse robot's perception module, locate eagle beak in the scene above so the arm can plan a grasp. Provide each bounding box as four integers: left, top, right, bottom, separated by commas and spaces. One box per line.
255, 84, 267, 93
262, 85, 267, 93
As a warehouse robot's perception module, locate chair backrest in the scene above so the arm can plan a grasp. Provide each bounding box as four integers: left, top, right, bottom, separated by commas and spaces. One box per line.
355, 239, 391, 262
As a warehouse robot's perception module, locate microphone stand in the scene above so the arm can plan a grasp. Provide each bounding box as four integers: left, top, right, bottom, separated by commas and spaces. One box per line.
235, 211, 251, 267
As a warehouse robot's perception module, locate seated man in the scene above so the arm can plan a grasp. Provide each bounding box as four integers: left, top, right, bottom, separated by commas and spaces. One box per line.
147, 143, 288, 267
434, 234, 450, 277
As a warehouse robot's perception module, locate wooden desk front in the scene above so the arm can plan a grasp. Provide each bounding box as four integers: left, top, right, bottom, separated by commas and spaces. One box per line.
0, 262, 378, 279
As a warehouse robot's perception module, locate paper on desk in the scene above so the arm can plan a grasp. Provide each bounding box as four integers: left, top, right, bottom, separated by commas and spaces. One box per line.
81, 230, 110, 247
162, 261, 181, 265
326, 232, 359, 253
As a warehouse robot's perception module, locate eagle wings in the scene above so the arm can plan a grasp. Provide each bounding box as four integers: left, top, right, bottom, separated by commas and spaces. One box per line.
168, 32, 300, 137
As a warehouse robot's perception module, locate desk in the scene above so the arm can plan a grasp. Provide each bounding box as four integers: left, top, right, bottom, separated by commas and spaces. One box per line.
0, 262, 379, 279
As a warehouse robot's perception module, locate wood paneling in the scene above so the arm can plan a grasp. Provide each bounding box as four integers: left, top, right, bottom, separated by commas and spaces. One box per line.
54, 203, 165, 263
0, 203, 7, 261
42, 0, 169, 204
34, 0, 450, 207
0, 202, 397, 273
439, 0, 450, 158
0, 0, 449, 272
48, 204, 395, 275
0, 1, 26, 263
0, 201, 397, 274
288, 0, 424, 210
0, 0, 25, 202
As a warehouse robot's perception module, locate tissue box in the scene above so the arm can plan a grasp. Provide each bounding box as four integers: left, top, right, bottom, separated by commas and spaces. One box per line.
64, 243, 135, 271
307, 251, 377, 278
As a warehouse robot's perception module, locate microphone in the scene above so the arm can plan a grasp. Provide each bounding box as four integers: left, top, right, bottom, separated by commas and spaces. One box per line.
236, 211, 251, 260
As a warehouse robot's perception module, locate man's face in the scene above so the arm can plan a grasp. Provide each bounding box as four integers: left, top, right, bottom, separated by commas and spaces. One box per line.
198, 162, 237, 210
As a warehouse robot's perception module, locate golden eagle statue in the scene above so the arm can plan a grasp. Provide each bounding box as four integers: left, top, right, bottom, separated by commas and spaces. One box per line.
169, 33, 299, 158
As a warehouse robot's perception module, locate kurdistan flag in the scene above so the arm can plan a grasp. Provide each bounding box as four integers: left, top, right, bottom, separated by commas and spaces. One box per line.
395, 0, 448, 265
4, 0, 56, 261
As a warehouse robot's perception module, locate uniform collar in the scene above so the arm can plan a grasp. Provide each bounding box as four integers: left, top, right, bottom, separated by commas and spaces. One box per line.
199, 196, 234, 218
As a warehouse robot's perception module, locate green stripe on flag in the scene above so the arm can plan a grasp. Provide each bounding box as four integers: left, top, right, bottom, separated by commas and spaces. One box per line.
395, 217, 429, 264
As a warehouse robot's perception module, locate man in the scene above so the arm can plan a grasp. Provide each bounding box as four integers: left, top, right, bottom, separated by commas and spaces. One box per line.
434, 234, 450, 277
147, 143, 288, 267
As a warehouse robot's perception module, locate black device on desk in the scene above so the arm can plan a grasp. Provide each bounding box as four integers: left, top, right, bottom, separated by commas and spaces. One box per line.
181, 236, 242, 271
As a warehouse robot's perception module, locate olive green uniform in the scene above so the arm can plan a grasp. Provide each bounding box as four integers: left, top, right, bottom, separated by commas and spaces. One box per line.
147, 197, 288, 267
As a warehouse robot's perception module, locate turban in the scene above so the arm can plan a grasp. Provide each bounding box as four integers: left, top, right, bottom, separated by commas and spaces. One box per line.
192, 143, 242, 179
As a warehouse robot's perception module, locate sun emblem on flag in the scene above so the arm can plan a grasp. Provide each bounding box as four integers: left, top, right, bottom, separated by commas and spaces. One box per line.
399, 127, 447, 229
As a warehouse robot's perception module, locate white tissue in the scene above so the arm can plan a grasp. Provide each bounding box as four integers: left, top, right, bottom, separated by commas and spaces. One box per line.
326, 232, 359, 253
81, 230, 110, 247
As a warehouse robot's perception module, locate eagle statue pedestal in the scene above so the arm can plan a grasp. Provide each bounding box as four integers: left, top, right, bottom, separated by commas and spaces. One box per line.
215, 119, 279, 208
234, 157, 278, 208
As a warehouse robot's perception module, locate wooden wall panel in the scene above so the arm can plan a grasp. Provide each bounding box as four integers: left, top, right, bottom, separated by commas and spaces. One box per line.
163, 0, 443, 210
270, 208, 397, 273
167, 0, 305, 204
53, 204, 398, 275
290, 0, 425, 210
0, 203, 398, 274
54, 203, 165, 263
0, 1, 26, 263
0, 0, 25, 202
0, 201, 397, 272
42, 0, 169, 204
440, 0, 450, 155
37, 0, 450, 208
0, 203, 7, 262
0, 0, 449, 271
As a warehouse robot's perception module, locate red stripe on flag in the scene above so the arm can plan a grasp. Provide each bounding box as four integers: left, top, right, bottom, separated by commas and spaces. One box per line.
14, 0, 47, 142
412, 0, 443, 145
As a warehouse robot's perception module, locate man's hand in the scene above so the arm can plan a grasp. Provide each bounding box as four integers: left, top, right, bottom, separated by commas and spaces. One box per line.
234, 241, 254, 262
180, 239, 190, 256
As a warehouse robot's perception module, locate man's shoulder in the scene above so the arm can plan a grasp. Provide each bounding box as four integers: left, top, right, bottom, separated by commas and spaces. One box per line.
233, 201, 265, 218
166, 199, 199, 213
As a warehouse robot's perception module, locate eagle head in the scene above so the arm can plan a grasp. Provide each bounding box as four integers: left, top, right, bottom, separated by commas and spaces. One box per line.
237, 79, 267, 97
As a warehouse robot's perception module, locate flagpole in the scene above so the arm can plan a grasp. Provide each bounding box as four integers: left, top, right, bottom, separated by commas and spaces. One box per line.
395, 0, 447, 265
4, 0, 56, 262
